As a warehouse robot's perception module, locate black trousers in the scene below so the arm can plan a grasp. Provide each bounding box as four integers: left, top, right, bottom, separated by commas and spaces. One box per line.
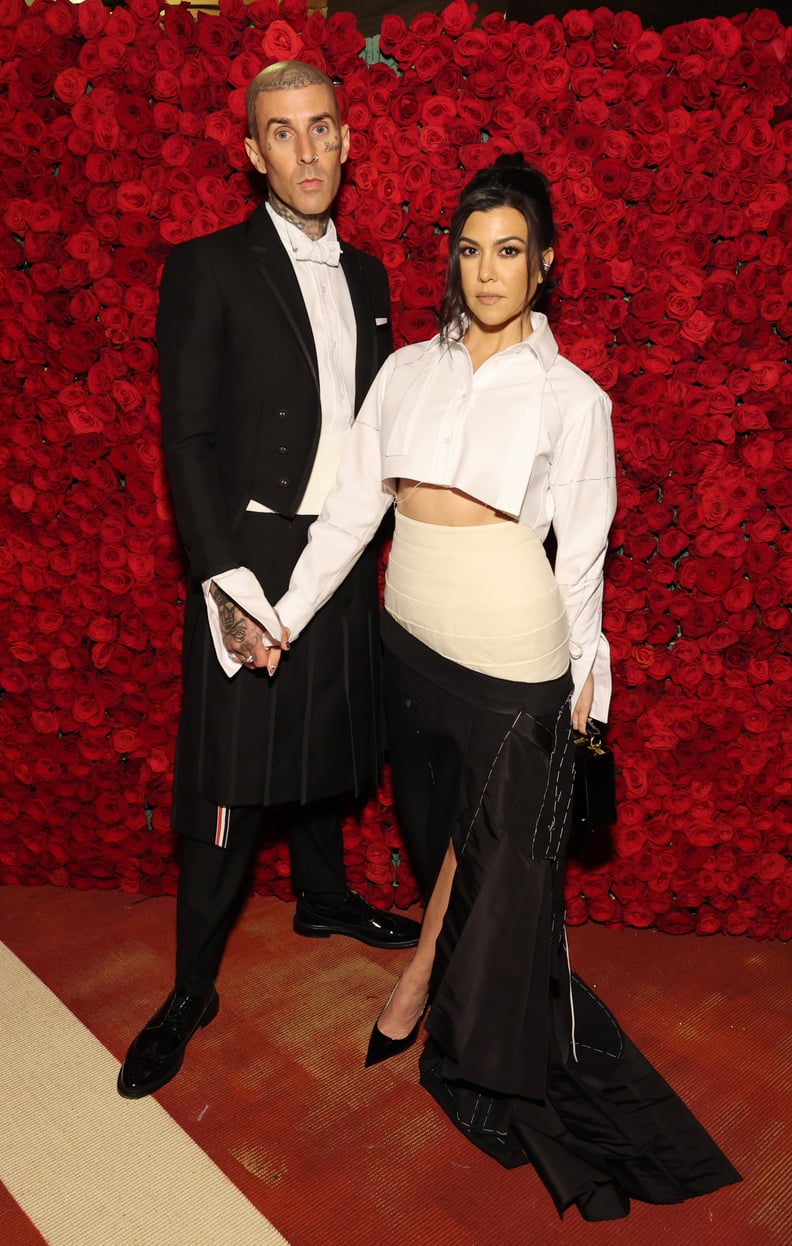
174, 799, 347, 992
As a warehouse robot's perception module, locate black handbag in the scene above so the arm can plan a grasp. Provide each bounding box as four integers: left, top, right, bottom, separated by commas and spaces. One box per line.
572, 722, 617, 831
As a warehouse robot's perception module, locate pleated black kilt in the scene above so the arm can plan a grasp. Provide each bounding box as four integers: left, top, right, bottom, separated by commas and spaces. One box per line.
382, 615, 740, 1221
172, 512, 382, 841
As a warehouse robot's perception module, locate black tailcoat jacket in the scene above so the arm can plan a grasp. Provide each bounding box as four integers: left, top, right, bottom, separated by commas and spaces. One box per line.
158, 203, 393, 837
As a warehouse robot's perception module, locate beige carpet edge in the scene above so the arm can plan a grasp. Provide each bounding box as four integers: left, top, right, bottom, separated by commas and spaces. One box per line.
0, 942, 288, 1246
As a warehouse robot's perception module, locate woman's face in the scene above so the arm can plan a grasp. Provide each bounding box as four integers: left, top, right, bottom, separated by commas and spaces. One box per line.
458, 207, 550, 332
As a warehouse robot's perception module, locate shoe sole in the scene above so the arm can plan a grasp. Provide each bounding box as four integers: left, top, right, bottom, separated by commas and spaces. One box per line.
116, 991, 220, 1100
292, 917, 418, 949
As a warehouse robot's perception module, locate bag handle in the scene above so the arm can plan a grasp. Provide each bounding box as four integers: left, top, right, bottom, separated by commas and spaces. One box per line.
573, 719, 607, 755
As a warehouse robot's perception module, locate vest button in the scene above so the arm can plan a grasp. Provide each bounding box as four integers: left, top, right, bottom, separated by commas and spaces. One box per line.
278, 477, 290, 488
278, 445, 288, 454
276, 409, 288, 419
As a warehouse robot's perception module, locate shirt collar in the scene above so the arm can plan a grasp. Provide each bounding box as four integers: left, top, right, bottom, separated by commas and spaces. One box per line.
521, 312, 559, 372
443, 311, 559, 372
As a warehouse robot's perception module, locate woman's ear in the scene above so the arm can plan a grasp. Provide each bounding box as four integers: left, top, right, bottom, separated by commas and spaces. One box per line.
539, 247, 555, 279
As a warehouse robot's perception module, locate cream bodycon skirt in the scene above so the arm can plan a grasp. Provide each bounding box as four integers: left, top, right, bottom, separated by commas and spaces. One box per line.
384, 511, 570, 682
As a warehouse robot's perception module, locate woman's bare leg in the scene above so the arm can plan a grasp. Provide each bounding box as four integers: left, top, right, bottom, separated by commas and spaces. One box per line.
376, 841, 457, 1039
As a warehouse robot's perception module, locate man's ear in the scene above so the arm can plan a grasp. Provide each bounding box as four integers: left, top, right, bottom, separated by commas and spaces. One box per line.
340, 124, 351, 166
245, 136, 267, 176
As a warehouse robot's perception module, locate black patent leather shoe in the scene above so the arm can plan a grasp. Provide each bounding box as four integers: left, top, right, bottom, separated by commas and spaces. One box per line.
293, 890, 420, 949
365, 983, 428, 1067
116, 985, 219, 1099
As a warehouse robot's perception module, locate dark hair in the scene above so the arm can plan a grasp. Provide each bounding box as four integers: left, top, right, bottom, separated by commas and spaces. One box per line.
439, 155, 555, 341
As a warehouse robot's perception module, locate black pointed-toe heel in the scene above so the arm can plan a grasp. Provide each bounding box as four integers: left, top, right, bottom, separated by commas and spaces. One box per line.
364, 983, 428, 1068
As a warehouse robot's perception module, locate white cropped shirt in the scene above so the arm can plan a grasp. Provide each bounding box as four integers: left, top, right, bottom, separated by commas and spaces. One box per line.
277, 312, 618, 719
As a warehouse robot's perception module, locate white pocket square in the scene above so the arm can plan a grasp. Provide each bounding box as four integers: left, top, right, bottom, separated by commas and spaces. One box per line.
375, 317, 388, 326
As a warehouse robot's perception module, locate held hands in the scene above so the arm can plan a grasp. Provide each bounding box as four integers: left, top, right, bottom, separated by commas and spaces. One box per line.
223, 621, 288, 673
572, 672, 594, 734
242, 618, 290, 674
210, 582, 290, 676
264, 621, 291, 673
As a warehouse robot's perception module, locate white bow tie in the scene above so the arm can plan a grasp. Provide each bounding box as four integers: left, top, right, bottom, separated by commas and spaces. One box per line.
291, 233, 341, 267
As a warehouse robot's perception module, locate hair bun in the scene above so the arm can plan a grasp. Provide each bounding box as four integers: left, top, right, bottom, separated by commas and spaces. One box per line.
493, 153, 528, 170
439, 154, 555, 339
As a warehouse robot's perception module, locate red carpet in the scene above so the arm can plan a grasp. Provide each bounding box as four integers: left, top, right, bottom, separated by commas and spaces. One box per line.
0, 884, 788, 1245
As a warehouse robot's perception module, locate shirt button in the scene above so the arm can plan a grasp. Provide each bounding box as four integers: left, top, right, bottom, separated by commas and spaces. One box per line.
278, 477, 290, 488
278, 445, 288, 455
443, 437, 450, 444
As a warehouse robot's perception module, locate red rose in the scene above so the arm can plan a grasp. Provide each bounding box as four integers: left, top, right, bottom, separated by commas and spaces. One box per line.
756, 853, 786, 883
54, 67, 88, 105
655, 909, 696, 935
586, 895, 620, 923
247, 0, 279, 28
562, 896, 586, 925
441, 0, 475, 37
562, 9, 594, 38
723, 912, 750, 936
743, 10, 783, 44
695, 907, 722, 935
261, 18, 303, 61
194, 15, 235, 55
623, 902, 655, 928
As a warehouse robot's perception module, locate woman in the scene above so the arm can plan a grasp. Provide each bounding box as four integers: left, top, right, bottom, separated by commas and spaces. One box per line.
269, 156, 740, 1220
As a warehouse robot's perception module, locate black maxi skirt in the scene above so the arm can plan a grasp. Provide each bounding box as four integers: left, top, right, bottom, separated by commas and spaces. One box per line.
381, 613, 741, 1222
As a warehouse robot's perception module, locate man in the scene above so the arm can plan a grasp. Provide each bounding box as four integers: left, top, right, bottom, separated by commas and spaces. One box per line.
117, 61, 419, 1100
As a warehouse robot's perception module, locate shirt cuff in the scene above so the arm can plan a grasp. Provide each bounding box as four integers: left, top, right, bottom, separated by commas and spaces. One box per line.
570, 632, 612, 723
274, 589, 311, 644
202, 567, 281, 677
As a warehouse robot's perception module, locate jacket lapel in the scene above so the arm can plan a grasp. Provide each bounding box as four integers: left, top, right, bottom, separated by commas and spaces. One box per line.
246, 204, 320, 393
340, 246, 377, 413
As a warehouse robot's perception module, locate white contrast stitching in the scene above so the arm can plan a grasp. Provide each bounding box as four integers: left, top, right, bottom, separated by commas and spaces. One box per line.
532, 698, 571, 857
459, 711, 521, 856
572, 976, 624, 1060
456, 1092, 482, 1129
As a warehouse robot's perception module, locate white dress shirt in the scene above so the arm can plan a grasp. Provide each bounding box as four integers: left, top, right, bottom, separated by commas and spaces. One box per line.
277, 313, 617, 719
202, 205, 358, 676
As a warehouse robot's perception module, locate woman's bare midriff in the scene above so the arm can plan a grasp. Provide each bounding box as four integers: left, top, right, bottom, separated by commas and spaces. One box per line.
396, 480, 514, 526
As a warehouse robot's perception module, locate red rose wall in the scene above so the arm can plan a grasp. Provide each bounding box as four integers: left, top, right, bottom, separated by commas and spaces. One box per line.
0, 0, 790, 937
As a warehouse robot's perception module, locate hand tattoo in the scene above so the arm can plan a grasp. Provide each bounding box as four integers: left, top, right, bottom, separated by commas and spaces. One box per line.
211, 584, 263, 657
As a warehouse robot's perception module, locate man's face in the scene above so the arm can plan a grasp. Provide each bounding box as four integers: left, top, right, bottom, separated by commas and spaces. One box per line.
245, 83, 350, 222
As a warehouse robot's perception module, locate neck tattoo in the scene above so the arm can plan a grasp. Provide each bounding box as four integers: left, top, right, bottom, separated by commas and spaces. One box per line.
268, 192, 329, 241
